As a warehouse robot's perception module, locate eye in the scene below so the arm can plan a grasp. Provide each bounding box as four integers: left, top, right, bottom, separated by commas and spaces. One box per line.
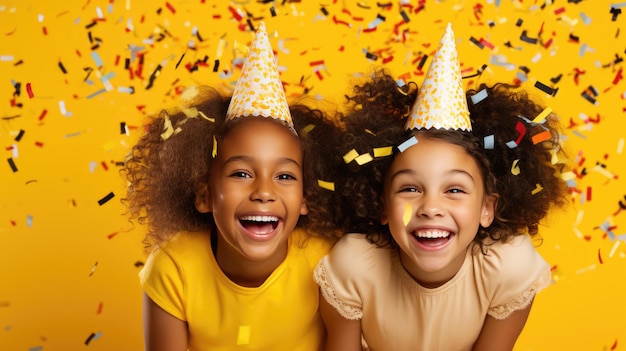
229, 171, 251, 179
277, 173, 297, 181
398, 186, 419, 193
447, 187, 466, 194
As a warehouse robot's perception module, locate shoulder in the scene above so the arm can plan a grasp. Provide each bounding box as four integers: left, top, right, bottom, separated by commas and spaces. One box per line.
324, 233, 390, 279
141, 231, 212, 278
476, 235, 551, 319
288, 228, 334, 269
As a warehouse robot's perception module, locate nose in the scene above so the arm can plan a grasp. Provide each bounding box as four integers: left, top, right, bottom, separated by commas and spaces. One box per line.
417, 192, 444, 218
250, 176, 276, 202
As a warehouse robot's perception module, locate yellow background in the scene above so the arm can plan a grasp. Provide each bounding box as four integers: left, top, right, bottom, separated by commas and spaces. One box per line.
1, 0, 625, 350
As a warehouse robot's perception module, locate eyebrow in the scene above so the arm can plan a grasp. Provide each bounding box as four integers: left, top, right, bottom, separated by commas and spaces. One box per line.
223, 155, 302, 168
389, 168, 476, 182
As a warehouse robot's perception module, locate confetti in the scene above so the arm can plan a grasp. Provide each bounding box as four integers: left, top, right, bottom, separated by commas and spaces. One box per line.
343, 149, 359, 164
237, 326, 250, 345
89, 261, 98, 277
355, 153, 374, 165
483, 135, 494, 149
373, 146, 392, 157
470, 89, 488, 104
7, 158, 18, 172
397, 136, 418, 152
25, 82, 34, 98
97, 192, 115, 206
511, 159, 521, 175
531, 183, 544, 195
317, 180, 335, 191
403, 203, 412, 226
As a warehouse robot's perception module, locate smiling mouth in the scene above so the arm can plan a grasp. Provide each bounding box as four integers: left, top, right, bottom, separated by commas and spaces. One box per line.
413, 230, 452, 247
239, 215, 279, 234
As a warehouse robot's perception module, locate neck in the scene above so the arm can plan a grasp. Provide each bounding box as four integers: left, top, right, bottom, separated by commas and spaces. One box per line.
214, 236, 288, 288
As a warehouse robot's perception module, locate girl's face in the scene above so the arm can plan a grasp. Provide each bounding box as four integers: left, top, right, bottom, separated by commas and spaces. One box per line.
203, 119, 308, 266
382, 135, 495, 288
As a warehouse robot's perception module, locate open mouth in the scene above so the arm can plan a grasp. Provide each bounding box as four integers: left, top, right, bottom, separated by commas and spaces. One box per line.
413, 230, 452, 247
239, 215, 279, 234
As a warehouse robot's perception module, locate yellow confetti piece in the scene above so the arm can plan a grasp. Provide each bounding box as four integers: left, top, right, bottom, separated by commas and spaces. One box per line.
301, 124, 315, 135
531, 183, 543, 195
609, 240, 620, 259
212, 136, 217, 158
343, 149, 359, 164
572, 226, 583, 239
511, 159, 520, 175
403, 203, 412, 226
575, 210, 584, 226
373, 146, 392, 157
102, 140, 118, 152
617, 138, 624, 154
198, 111, 215, 122
236, 326, 250, 345
364, 129, 375, 136
561, 171, 576, 182
591, 164, 615, 179
317, 179, 335, 191
532, 107, 552, 123
355, 153, 373, 165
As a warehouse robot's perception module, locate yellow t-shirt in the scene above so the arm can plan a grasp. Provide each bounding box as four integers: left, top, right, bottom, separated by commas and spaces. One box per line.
140, 228, 332, 351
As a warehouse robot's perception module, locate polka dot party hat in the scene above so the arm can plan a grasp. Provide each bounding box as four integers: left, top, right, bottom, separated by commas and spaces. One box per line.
226, 22, 293, 129
404, 23, 471, 131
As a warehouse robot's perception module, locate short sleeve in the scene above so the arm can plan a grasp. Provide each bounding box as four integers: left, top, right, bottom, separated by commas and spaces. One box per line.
313, 234, 382, 321
482, 235, 551, 320
139, 247, 186, 321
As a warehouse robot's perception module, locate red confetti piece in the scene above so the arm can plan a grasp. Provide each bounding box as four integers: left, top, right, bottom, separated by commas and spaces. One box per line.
26, 83, 34, 98
613, 68, 623, 85
554, 7, 566, 15
309, 60, 325, 67
586, 186, 592, 201
382, 55, 394, 64
107, 232, 119, 239
333, 15, 351, 27
479, 38, 494, 50
611, 340, 618, 350
165, 2, 176, 14
228, 6, 242, 21
42, 26, 47, 35
544, 38, 553, 49
10, 220, 17, 226
96, 302, 103, 314
531, 130, 551, 144
550, 265, 557, 271
315, 70, 324, 80
101, 161, 109, 171
598, 248, 603, 264
34, 141, 44, 147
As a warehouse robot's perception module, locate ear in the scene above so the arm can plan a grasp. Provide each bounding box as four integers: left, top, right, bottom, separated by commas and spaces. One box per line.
380, 195, 388, 225
195, 183, 212, 213
480, 194, 497, 228
300, 198, 309, 216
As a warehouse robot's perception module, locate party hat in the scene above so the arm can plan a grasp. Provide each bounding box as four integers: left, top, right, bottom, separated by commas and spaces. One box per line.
226, 22, 293, 128
405, 23, 471, 131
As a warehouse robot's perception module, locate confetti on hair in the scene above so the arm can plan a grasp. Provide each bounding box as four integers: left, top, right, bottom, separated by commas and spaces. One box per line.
511, 159, 521, 175
373, 146, 392, 157
531, 183, 544, 195
506, 121, 526, 148
355, 153, 374, 165
532, 130, 552, 144
212, 135, 217, 158
397, 136, 418, 152
403, 203, 412, 226
343, 149, 359, 163
532, 107, 552, 123
301, 124, 316, 135
88, 261, 98, 277
484, 135, 494, 149
317, 179, 335, 191
97, 191, 115, 206
470, 89, 488, 105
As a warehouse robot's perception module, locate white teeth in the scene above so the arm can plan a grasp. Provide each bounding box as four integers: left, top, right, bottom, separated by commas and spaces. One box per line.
416, 230, 450, 239
239, 215, 279, 222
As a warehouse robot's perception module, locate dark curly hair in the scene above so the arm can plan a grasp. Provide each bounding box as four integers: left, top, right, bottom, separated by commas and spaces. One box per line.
121, 85, 343, 251
328, 68, 570, 251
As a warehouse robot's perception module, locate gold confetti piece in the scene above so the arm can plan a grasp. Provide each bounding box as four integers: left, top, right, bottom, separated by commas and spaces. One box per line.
532, 107, 552, 123
236, 326, 250, 345
531, 183, 543, 195
561, 171, 576, 181
575, 210, 584, 226
343, 149, 359, 163
89, 261, 98, 277
511, 159, 520, 175
575, 264, 596, 274
212, 136, 217, 158
403, 203, 412, 226
102, 140, 118, 152
317, 179, 335, 191
364, 129, 375, 136
572, 226, 583, 239
373, 146, 392, 157
355, 153, 373, 165
301, 124, 315, 135
198, 111, 215, 122
591, 165, 615, 179
617, 138, 624, 154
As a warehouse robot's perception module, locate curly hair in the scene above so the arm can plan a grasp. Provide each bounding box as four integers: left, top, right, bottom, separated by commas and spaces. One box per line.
329, 68, 570, 251
121, 85, 343, 251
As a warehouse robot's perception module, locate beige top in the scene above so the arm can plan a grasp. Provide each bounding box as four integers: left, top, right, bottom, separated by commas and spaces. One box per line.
314, 233, 550, 351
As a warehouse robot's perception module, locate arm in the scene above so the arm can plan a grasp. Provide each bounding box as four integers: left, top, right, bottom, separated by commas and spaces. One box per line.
319, 291, 363, 351
143, 292, 188, 351
472, 299, 534, 351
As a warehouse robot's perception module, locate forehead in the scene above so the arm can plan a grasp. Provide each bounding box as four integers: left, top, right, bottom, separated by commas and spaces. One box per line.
391, 135, 480, 174
218, 118, 302, 158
